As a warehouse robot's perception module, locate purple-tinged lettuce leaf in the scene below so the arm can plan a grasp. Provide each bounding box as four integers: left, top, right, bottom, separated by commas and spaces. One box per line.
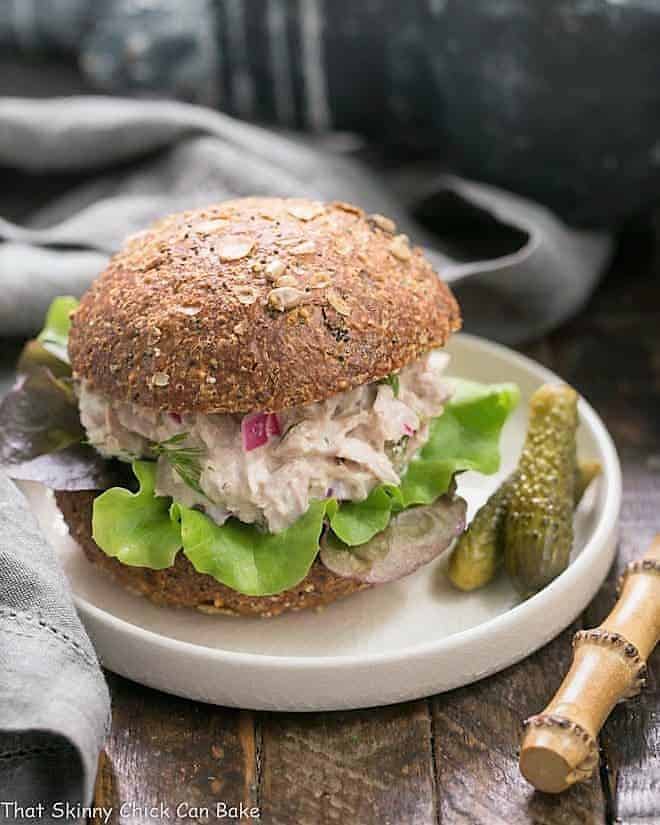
0, 295, 114, 490
17, 339, 72, 379
7, 445, 132, 491
321, 494, 467, 584
0, 368, 83, 465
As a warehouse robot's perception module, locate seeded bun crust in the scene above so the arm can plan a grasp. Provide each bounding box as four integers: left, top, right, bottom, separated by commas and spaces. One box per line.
68, 197, 461, 414
55, 490, 371, 618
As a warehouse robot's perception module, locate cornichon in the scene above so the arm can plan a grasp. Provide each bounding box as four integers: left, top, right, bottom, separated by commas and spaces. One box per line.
448, 476, 514, 591
449, 385, 600, 594
504, 384, 578, 596
575, 460, 602, 507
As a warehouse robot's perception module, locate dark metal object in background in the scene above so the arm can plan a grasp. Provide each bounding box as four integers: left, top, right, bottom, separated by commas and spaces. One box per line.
2, 0, 660, 226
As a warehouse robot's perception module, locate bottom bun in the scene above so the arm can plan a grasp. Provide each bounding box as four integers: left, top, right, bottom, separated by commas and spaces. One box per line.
55, 490, 371, 618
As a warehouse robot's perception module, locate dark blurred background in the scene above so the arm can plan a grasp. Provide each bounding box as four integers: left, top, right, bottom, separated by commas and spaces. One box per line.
3, 0, 660, 227
1, 0, 658, 371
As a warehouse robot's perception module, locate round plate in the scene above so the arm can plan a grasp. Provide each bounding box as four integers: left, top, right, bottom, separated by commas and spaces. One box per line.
23, 334, 621, 711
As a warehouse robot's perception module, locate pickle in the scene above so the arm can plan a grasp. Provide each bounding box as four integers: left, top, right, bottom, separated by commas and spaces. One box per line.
448, 387, 597, 595
448, 477, 514, 591
448, 455, 597, 593
504, 384, 578, 596
575, 460, 602, 506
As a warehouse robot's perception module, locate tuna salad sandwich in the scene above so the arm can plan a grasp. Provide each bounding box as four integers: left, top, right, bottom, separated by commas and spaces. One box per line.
0, 197, 518, 617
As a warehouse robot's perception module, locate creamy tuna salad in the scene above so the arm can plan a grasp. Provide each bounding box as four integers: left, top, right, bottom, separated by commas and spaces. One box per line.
77, 350, 452, 532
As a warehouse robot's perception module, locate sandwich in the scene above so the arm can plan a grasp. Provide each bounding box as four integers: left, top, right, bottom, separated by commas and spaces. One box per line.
0, 197, 518, 617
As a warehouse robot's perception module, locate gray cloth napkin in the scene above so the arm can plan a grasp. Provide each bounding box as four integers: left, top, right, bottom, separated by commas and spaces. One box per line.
0, 94, 614, 809
0, 472, 110, 816
0, 95, 613, 342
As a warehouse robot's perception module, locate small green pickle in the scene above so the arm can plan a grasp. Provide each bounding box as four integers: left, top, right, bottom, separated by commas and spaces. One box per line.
575, 460, 602, 507
448, 383, 599, 595
448, 476, 514, 591
448, 457, 599, 593
504, 384, 578, 596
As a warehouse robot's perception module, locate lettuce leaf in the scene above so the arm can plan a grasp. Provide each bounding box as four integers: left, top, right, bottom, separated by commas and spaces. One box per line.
17, 339, 72, 379
398, 379, 520, 506
92, 461, 330, 595
0, 361, 124, 489
0, 296, 96, 488
328, 380, 519, 546
1, 295, 81, 467
36, 295, 78, 364
0, 295, 117, 490
321, 494, 467, 584
173, 499, 329, 596
92, 461, 182, 569
328, 484, 401, 546
0, 368, 84, 465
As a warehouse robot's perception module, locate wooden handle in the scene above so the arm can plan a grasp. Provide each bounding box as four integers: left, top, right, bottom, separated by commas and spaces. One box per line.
519, 535, 660, 793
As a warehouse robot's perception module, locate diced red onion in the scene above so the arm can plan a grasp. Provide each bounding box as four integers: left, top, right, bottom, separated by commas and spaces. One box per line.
266, 412, 281, 437
169, 412, 182, 424
241, 412, 281, 451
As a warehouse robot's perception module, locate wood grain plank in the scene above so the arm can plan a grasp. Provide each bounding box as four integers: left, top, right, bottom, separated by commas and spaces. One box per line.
258, 701, 437, 825
547, 232, 660, 824
431, 627, 607, 825
584, 455, 660, 825
95, 674, 258, 824
421, 319, 631, 825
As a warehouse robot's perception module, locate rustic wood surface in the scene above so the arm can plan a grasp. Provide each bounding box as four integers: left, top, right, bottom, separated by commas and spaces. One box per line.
87, 222, 659, 824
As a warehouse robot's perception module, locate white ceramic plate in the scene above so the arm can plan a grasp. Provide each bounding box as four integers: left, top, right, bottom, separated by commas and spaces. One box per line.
23, 334, 621, 711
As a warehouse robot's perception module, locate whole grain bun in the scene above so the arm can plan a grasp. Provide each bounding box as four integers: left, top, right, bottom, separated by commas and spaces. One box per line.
55, 490, 370, 618
69, 197, 460, 413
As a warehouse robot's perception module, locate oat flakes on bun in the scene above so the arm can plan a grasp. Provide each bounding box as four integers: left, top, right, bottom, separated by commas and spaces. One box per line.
0, 197, 519, 617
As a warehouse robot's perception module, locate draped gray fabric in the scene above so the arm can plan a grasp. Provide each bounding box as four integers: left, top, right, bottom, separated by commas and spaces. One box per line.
0, 96, 612, 342
0, 472, 110, 814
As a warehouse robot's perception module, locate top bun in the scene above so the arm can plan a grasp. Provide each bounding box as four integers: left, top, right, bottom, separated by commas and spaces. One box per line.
69, 197, 461, 414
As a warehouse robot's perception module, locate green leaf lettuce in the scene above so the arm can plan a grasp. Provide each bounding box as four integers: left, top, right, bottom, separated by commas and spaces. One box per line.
172, 499, 329, 596
328, 484, 402, 546
93, 461, 331, 595
328, 380, 519, 545
92, 461, 182, 569
37, 295, 78, 363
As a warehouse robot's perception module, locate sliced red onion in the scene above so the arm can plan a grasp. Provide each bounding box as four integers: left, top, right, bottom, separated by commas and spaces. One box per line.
320, 495, 467, 585
403, 423, 415, 436
241, 412, 281, 451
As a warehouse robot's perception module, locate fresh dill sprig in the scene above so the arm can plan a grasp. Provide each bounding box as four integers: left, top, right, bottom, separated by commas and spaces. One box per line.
378, 372, 400, 397
151, 432, 205, 495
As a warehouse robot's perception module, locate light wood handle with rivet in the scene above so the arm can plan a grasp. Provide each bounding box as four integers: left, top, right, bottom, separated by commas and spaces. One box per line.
519, 534, 660, 793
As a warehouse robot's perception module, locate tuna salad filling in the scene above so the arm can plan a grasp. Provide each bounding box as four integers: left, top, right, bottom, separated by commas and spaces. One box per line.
77, 350, 452, 533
